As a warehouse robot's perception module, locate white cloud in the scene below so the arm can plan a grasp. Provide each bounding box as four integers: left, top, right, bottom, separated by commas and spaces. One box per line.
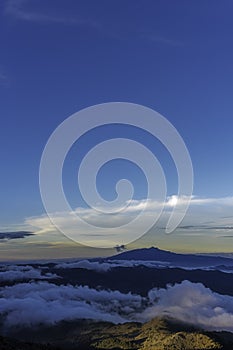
55, 259, 170, 272
139, 280, 233, 332
1, 280, 233, 332
0, 264, 58, 281
0, 282, 143, 326
25, 195, 233, 244
55, 259, 113, 272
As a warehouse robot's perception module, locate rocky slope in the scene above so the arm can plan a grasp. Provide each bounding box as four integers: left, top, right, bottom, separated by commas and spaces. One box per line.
2, 318, 233, 350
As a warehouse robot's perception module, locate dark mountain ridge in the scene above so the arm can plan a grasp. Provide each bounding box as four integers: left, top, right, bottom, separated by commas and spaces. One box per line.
109, 247, 233, 267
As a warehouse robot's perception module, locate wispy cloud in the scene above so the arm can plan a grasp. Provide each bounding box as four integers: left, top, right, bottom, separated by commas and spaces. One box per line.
25, 195, 233, 246
4, 0, 98, 27
0, 70, 9, 87
139, 31, 183, 47
148, 35, 183, 47
0, 72, 7, 81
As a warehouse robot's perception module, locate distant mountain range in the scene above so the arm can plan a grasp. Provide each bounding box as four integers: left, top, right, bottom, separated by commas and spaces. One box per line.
110, 247, 233, 268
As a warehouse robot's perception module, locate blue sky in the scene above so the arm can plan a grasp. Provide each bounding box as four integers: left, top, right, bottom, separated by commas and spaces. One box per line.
1, 0, 233, 258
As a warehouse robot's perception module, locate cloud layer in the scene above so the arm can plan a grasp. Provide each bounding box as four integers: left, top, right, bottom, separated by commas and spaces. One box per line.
0, 264, 58, 281
139, 280, 233, 332
26, 195, 233, 240
55, 259, 170, 272
1, 279, 233, 332
0, 282, 142, 326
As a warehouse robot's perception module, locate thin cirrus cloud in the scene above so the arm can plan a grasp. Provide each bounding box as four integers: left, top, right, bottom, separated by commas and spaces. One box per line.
4, 0, 99, 27
0, 70, 9, 87
3, 0, 183, 48
140, 33, 183, 47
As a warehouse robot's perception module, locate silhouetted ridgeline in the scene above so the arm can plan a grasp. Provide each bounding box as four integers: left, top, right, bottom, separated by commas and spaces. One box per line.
109, 247, 233, 267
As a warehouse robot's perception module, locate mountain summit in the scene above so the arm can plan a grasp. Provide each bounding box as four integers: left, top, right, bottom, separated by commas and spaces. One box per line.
110, 247, 233, 268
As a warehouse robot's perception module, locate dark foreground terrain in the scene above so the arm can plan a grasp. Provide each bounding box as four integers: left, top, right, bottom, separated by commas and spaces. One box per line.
1, 318, 233, 350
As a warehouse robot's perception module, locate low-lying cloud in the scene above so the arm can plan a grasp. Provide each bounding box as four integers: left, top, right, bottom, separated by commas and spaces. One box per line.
55, 259, 170, 272
0, 282, 142, 326
54, 258, 233, 273
138, 280, 233, 332
1, 280, 233, 332
0, 265, 58, 281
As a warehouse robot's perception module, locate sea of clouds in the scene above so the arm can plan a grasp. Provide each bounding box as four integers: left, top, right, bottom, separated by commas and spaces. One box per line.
1, 277, 233, 332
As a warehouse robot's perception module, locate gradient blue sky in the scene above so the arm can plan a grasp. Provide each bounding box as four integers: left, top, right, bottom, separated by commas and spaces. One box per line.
1, 0, 233, 258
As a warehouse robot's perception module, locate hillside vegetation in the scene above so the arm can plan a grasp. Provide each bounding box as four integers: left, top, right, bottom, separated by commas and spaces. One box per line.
1, 317, 233, 350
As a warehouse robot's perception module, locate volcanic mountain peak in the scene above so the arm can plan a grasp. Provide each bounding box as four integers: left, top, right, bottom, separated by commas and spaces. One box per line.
110, 246, 233, 267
